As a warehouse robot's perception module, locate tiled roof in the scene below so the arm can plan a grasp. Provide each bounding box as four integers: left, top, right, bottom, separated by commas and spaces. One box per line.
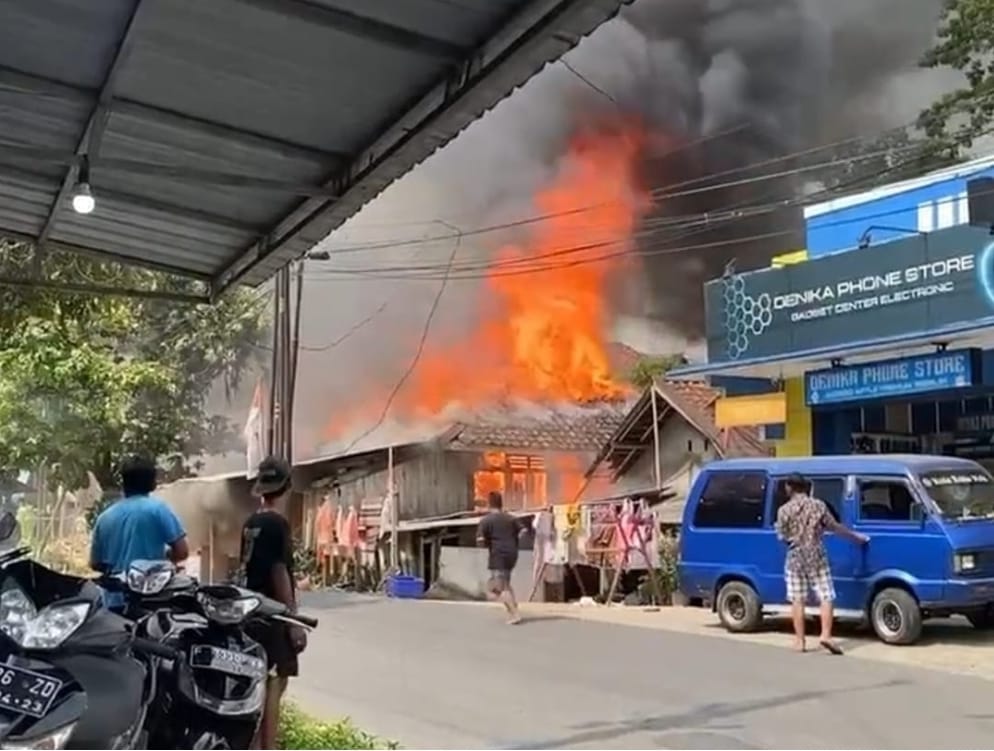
657, 379, 768, 457
606, 342, 645, 374
448, 404, 628, 452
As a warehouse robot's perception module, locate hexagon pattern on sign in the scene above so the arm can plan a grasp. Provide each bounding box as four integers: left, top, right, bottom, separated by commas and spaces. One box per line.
721, 274, 773, 360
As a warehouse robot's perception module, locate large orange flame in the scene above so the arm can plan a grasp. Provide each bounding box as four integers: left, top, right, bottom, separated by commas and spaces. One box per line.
325, 123, 648, 442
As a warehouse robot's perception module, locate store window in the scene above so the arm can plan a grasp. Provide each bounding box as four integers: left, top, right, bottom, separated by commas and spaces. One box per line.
692, 472, 767, 528
857, 479, 921, 522
771, 477, 844, 523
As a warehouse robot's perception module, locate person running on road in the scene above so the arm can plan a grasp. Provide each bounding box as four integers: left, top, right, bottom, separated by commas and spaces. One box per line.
776, 473, 868, 654
89, 454, 189, 610
237, 455, 306, 750
477, 490, 524, 625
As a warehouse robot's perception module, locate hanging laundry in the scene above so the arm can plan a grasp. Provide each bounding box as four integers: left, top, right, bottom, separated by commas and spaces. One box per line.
342, 506, 361, 549
315, 497, 334, 554
532, 509, 556, 565
378, 491, 394, 539
552, 505, 571, 564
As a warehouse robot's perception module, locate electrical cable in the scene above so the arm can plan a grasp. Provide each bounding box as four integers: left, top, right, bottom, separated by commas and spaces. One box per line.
301, 133, 990, 282
339, 233, 462, 453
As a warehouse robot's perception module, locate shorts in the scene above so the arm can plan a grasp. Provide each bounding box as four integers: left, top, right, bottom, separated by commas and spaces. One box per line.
785, 564, 836, 604
246, 622, 299, 678
488, 570, 513, 593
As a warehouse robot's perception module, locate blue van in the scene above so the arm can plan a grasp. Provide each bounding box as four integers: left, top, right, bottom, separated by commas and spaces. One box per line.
679, 455, 994, 645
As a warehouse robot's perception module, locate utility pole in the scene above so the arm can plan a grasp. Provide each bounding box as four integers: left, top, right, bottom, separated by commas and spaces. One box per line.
267, 263, 302, 461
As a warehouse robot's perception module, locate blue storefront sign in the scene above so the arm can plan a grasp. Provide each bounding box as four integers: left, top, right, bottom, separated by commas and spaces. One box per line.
703, 225, 994, 364
805, 349, 981, 406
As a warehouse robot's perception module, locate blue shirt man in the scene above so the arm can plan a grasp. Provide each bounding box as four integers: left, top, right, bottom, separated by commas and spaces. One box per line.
90, 455, 189, 608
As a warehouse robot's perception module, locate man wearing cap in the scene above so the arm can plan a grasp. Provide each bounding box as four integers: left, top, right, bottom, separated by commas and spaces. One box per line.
776, 473, 868, 654
238, 455, 305, 750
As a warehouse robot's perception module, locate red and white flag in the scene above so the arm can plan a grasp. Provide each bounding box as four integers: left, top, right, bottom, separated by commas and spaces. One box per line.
244, 381, 265, 478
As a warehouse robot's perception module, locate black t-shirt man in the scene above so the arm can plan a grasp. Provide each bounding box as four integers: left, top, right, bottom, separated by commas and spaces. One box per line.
241, 509, 295, 600
237, 457, 302, 682
478, 510, 522, 573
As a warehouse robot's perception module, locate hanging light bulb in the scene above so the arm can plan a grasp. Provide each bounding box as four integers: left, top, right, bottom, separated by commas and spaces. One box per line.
71, 156, 95, 215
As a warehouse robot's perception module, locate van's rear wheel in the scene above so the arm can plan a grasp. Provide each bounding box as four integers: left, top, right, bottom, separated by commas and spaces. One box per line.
870, 587, 922, 645
966, 604, 994, 629
716, 581, 762, 633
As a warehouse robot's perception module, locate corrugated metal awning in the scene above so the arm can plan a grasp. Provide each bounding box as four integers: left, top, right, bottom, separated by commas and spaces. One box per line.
0, 0, 630, 297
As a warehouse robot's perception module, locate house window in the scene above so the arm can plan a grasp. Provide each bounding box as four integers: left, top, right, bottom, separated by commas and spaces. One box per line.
473, 453, 548, 510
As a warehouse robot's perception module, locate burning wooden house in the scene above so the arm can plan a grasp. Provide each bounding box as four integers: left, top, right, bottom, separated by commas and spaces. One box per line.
292, 403, 626, 590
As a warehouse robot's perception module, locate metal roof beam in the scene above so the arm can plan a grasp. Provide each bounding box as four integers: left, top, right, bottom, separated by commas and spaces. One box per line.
214, 0, 631, 294
237, 0, 467, 61
37, 0, 147, 247
0, 227, 212, 281
0, 66, 346, 163
0, 161, 262, 234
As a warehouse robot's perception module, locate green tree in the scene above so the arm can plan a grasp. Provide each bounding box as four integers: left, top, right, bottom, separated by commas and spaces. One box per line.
627, 354, 685, 390
919, 0, 994, 157
0, 242, 268, 491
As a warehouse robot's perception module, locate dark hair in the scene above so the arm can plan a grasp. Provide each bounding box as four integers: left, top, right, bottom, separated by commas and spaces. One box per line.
120, 455, 157, 497
262, 484, 290, 504
785, 473, 811, 495
487, 490, 503, 510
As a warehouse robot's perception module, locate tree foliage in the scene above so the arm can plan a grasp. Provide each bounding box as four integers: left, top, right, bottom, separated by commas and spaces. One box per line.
627, 354, 686, 390
919, 0, 994, 156
0, 242, 268, 489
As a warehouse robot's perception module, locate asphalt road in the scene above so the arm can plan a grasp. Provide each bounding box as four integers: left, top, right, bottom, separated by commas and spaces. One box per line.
293, 592, 994, 749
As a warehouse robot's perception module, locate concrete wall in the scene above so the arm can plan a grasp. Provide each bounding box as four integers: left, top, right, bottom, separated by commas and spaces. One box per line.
436, 545, 535, 600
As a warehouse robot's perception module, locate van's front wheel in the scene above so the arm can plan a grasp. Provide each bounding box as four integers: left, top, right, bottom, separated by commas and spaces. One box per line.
870, 587, 922, 645
716, 581, 762, 633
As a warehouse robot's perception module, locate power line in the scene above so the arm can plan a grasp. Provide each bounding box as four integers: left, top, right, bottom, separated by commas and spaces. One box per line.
561, 59, 617, 104
340, 232, 462, 454
302, 137, 991, 282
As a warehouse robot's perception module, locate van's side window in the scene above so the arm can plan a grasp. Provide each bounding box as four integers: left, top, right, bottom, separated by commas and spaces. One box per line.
693, 472, 767, 528
772, 477, 844, 523
857, 479, 921, 522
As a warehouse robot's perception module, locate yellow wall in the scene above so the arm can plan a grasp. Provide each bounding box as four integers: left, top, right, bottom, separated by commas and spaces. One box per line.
771, 249, 808, 267
775, 377, 812, 456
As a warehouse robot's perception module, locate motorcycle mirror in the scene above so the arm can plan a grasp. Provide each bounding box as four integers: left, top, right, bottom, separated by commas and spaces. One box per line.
0, 512, 19, 544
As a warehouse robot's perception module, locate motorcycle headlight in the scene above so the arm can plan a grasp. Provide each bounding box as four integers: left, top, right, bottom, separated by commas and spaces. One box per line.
1, 722, 76, 749
196, 592, 260, 625
126, 566, 173, 595
0, 588, 89, 650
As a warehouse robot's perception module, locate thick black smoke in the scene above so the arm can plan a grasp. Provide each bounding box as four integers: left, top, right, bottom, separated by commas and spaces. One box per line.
273, 0, 957, 459
561, 0, 951, 336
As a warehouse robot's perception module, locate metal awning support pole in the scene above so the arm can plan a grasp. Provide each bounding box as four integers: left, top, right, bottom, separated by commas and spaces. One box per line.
650, 386, 662, 489
388, 445, 399, 572
207, 519, 215, 584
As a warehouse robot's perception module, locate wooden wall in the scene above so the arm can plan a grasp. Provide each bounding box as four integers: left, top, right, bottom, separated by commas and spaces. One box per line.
332, 449, 477, 521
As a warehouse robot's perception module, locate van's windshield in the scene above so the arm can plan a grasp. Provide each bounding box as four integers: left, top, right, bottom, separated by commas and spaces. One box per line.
919, 469, 994, 520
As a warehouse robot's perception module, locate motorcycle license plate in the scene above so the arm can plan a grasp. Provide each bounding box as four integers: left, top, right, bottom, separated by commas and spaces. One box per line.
190, 645, 265, 679
0, 665, 61, 718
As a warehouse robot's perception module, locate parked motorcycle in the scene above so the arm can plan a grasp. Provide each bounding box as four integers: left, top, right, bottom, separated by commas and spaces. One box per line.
0, 513, 168, 749
115, 560, 318, 750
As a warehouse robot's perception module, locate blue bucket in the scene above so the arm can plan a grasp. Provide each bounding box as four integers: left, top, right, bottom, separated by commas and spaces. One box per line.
387, 574, 425, 599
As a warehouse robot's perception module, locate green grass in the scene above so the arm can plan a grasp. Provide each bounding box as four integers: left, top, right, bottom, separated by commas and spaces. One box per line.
278, 702, 398, 749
